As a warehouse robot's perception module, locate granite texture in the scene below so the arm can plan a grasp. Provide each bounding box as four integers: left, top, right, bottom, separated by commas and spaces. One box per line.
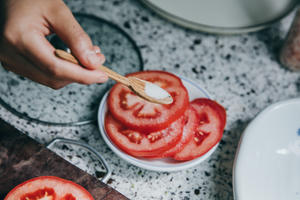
0, 0, 300, 199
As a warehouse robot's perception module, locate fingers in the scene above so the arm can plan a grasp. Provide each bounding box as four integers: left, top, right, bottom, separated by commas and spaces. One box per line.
47, 2, 105, 69
1, 54, 70, 89
0, 0, 108, 89
94, 45, 105, 63
20, 33, 108, 84
93, 46, 101, 54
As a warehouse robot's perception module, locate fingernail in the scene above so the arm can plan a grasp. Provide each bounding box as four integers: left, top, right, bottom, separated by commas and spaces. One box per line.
87, 50, 102, 67
97, 74, 108, 83
98, 54, 106, 65
95, 48, 101, 54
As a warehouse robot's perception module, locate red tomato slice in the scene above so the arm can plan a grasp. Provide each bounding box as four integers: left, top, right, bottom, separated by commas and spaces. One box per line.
4, 176, 93, 200
192, 98, 227, 129
173, 98, 226, 161
105, 112, 184, 157
107, 71, 189, 132
152, 105, 198, 158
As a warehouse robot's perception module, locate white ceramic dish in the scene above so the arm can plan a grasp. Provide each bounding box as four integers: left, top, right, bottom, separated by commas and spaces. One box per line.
140, 0, 297, 34
233, 98, 300, 200
97, 76, 219, 172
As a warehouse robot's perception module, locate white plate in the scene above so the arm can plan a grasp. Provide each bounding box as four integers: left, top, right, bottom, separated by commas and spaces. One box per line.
140, 0, 297, 34
97, 76, 219, 172
233, 98, 300, 200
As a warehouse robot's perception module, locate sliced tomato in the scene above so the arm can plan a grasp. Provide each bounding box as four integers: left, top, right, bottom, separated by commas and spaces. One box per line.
173, 98, 226, 161
107, 70, 189, 132
4, 176, 93, 200
151, 105, 198, 159
192, 98, 227, 129
105, 112, 184, 157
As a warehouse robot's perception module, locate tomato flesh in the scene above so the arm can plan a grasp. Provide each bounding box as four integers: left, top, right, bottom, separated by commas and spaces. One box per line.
108, 71, 189, 132
21, 188, 55, 200
105, 112, 184, 157
151, 105, 198, 158
62, 194, 76, 200
173, 98, 226, 161
5, 176, 93, 200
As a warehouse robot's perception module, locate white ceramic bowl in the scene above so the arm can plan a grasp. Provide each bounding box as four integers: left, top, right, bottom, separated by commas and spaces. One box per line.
233, 98, 300, 200
140, 0, 297, 34
97, 76, 219, 172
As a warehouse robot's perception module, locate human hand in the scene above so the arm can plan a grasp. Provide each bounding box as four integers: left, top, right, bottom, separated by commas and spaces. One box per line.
0, 0, 108, 89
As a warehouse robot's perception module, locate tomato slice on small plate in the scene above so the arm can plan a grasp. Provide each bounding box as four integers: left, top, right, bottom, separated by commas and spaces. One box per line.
98, 73, 223, 172
173, 98, 226, 161
105, 112, 184, 157
5, 176, 93, 200
107, 71, 189, 132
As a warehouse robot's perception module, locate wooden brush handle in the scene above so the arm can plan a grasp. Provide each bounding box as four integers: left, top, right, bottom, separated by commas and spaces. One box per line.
55, 49, 130, 86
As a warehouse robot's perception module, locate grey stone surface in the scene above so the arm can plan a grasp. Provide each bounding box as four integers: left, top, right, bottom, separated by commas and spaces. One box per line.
0, 0, 299, 199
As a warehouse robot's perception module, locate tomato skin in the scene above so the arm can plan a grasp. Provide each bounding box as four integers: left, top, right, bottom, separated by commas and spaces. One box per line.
4, 176, 94, 200
173, 98, 226, 161
105, 112, 184, 157
107, 70, 189, 132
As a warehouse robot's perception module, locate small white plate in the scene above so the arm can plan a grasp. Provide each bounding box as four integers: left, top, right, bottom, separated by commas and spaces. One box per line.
233, 98, 300, 200
97, 76, 219, 172
141, 0, 297, 34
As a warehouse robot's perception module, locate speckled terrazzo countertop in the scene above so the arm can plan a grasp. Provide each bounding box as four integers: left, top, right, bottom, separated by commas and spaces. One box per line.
1, 0, 300, 199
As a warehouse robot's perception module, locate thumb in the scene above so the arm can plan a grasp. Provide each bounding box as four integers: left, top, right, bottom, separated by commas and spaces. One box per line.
47, 3, 105, 69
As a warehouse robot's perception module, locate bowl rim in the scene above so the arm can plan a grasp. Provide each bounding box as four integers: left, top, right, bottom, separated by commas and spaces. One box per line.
232, 97, 300, 199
